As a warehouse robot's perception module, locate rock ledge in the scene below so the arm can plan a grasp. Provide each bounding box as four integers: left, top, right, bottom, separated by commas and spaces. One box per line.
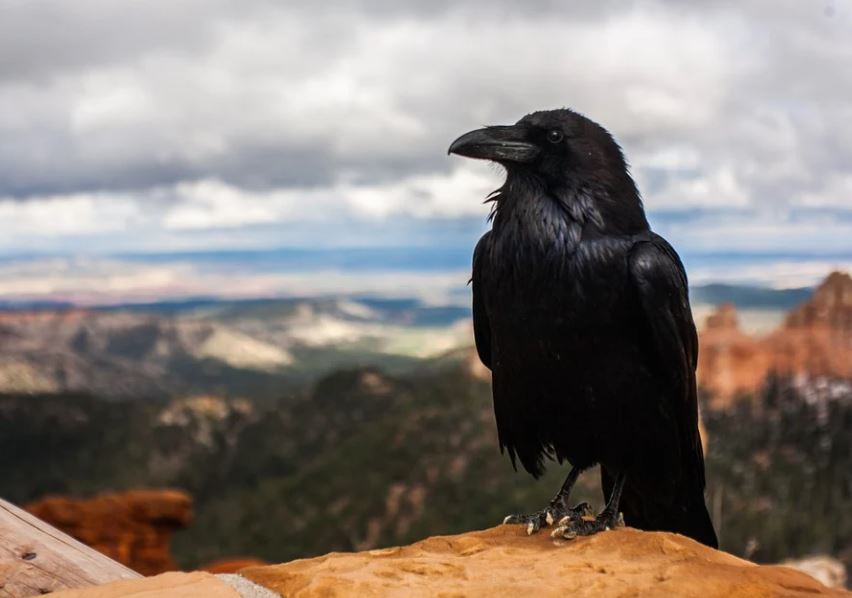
240, 526, 846, 597
52, 525, 849, 597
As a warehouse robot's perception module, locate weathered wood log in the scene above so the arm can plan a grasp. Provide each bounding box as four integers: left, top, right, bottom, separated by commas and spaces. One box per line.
0, 498, 141, 597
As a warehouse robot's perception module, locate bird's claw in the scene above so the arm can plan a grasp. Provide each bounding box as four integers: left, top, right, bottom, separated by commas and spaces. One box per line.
503, 501, 593, 535
571, 501, 594, 518
550, 510, 624, 541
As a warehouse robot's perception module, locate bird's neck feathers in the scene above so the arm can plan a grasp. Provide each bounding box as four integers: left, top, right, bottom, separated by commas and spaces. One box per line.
490, 170, 649, 237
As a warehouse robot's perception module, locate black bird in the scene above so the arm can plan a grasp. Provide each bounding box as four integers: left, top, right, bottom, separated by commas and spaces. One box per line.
448, 108, 718, 547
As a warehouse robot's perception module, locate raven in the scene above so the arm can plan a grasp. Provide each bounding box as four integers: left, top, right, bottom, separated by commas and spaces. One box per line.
448, 108, 718, 548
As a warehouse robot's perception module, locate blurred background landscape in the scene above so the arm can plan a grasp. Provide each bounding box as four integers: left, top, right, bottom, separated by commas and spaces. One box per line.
0, 0, 850, 588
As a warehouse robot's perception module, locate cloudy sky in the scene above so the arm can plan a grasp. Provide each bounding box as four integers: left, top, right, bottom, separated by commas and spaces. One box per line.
0, 0, 850, 303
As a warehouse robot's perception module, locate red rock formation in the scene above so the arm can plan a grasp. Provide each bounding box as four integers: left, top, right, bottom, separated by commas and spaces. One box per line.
785, 271, 852, 332
698, 271, 852, 409
771, 271, 852, 379
24, 489, 192, 575
697, 303, 773, 408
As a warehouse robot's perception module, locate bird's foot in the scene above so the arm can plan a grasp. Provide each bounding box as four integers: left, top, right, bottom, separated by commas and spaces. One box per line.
550, 509, 625, 541
503, 501, 592, 535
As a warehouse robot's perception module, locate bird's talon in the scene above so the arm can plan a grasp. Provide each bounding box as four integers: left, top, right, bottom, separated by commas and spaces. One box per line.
502, 502, 584, 534
501, 470, 593, 535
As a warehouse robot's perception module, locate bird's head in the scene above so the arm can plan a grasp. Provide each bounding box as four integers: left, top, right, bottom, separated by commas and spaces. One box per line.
448, 108, 647, 233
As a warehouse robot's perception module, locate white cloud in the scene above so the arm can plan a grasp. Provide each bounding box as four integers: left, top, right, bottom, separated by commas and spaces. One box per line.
0, 164, 498, 241
653, 210, 852, 255
0, 256, 469, 305
689, 260, 852, 290
800, 174, 852, 209
161, 180, 303, 230
642, 167, 751, 210
342, 164, 498, 219
0, 193, 143, 235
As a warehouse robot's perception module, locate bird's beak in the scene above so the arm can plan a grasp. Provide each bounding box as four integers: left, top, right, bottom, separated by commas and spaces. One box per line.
448, 125, 539, 163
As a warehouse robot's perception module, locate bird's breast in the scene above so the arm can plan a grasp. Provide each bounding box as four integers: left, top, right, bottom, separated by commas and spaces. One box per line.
484, 217, 635, 335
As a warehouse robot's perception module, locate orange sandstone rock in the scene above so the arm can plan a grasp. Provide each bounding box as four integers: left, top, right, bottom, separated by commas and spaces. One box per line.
697, 302, 773, 408
785, 271, 852, 333
24, 489, 192, 575
38, 526, 848, 598
240, 525, 847, 598
771, 271, 852, 380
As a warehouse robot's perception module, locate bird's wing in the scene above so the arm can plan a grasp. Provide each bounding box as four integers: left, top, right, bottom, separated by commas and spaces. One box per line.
471, 231, 492, 370
628, 234, 704, 488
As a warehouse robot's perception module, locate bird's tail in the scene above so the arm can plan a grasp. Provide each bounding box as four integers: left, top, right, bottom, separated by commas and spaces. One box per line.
601, 467, 718, 549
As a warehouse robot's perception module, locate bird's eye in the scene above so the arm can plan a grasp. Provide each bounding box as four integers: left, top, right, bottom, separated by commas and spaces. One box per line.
547, 129, 564, 144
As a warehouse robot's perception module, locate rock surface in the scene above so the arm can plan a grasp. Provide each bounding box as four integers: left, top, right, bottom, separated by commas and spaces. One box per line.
24, 489, 192, 575
40, 525, 850, 597
239, 525, 847, 597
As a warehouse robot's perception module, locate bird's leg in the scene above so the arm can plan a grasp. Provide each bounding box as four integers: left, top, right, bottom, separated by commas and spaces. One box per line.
551, 472, 626, 540
503, 466, 593, 535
